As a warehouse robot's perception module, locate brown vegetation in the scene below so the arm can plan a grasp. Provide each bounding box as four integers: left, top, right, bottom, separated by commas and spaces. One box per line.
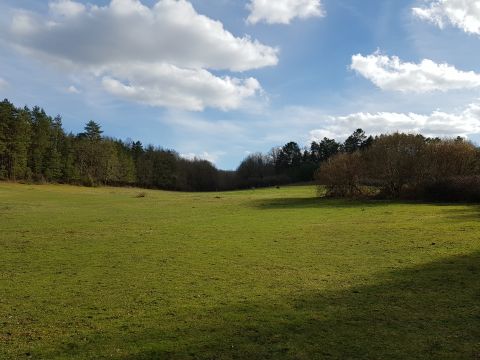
316, 133, 480, 202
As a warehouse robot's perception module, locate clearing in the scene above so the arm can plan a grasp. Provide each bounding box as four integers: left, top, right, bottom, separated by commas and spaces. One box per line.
1, 183, 479, 359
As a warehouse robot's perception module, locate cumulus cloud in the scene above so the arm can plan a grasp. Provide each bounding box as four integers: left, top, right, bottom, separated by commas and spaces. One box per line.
351, 52, 480, 92
247, 0, 324, 25
310, 101, 480, 141
101, 64, 261, 111
4, 0, 278, 110
413, 0, 480, 35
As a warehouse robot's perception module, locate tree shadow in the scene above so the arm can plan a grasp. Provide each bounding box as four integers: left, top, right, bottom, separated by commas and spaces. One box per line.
250, 197, 392, 210
441, 206, 480, 221
251, 196, 480, 216
48, 252, 480, 359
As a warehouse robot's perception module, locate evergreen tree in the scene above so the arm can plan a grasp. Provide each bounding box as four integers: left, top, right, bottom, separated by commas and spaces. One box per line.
61, 134, 80, 183
82, 120, 103, 141
310, 137, 341, 163
277, 142, 302, 170
44, 115, 64, 181
0, 99, 14, 178
343, 129, 368, 153
1, 106, 31, 180
28, 107, 53, 181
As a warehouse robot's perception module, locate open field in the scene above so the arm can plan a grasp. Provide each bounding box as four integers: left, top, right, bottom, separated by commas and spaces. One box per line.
1, 183, 480, 359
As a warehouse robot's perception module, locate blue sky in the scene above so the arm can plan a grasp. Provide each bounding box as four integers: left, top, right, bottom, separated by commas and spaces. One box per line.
1, 0, 480, 169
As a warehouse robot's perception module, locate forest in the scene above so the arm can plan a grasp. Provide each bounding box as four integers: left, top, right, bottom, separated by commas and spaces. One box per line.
1, 98, 479, 200
0, 99, 364, 191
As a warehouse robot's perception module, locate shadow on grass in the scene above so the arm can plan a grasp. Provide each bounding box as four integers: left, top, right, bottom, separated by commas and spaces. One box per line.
250, 197, 391, 210
49, 252, 480, 359
251, 196, 480, 216
441, 206, 480, 221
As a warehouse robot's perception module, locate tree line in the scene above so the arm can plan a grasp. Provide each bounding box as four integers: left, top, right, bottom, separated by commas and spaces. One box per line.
3, 98, 479, 200
0, 99, 231, 191
0, 99, 371, 191
236, 128, 373, 188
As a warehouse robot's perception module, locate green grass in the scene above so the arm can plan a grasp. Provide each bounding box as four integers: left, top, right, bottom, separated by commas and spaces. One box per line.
1, 183, 480, 359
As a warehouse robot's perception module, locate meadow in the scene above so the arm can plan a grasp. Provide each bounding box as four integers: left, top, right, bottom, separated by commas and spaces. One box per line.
1, 183, 479, 359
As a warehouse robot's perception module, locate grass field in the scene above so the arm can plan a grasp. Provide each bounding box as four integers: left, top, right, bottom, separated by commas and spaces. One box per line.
1, 183, 480, 359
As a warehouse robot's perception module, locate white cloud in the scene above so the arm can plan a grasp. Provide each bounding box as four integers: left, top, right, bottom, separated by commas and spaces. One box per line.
180, 151, 223, 164
351, 52, 480, 93
247, 0, 324, 25
101, 63, 261, 111
413, 0, 480, 35
66, 85, 81, 94
310, 101, 480, 141
5, 0, 278, 111
49, 0, 86, 18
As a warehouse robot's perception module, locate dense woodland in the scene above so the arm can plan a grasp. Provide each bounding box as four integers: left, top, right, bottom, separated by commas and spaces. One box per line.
1, 98, 480, 200
0, 99, 370, 191
0, 99, 336, 191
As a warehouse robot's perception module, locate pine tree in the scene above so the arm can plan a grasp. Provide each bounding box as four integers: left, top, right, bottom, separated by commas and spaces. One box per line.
44, 115, 64, 181
6, 108, 31, 180
28, 107, 53, 181
82, 120, 103, 141
0, 99, 14, 179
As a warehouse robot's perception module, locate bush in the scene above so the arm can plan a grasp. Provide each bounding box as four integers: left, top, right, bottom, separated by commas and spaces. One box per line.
363, 133, 426, 197
315, 153, 365, 197
314, 134, 480, 202
421, 140, 478, 181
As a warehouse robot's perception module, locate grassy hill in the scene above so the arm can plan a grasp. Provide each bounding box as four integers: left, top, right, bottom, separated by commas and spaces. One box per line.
1, 183, 479, 359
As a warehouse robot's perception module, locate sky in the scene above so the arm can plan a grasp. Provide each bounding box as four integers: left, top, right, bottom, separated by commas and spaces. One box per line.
1, 0, 480, 169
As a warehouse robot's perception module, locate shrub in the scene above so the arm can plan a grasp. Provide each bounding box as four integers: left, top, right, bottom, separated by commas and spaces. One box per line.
363, 133, 426, 197
421, 140, 478, 181
315, 152, 365, 197
315, 134, 480, 202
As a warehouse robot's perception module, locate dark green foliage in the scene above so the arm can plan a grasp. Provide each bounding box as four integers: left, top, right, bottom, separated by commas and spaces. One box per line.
136, 146, 177, 189
28, 107, 52, 181
343, 128, 372, 153
1, 99, 384, 191
61, 134, 80, 183
236, 153, 279, 188
115, 140, 136, 185
177, 158, 219, 191
0, 99, 240, 191
0, 100, 31, 180
276, 142, 302, 170
310, 137, 340, 163
81, 120, 103, 141
236, 130, 373, 186
44, 116, 64, 182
